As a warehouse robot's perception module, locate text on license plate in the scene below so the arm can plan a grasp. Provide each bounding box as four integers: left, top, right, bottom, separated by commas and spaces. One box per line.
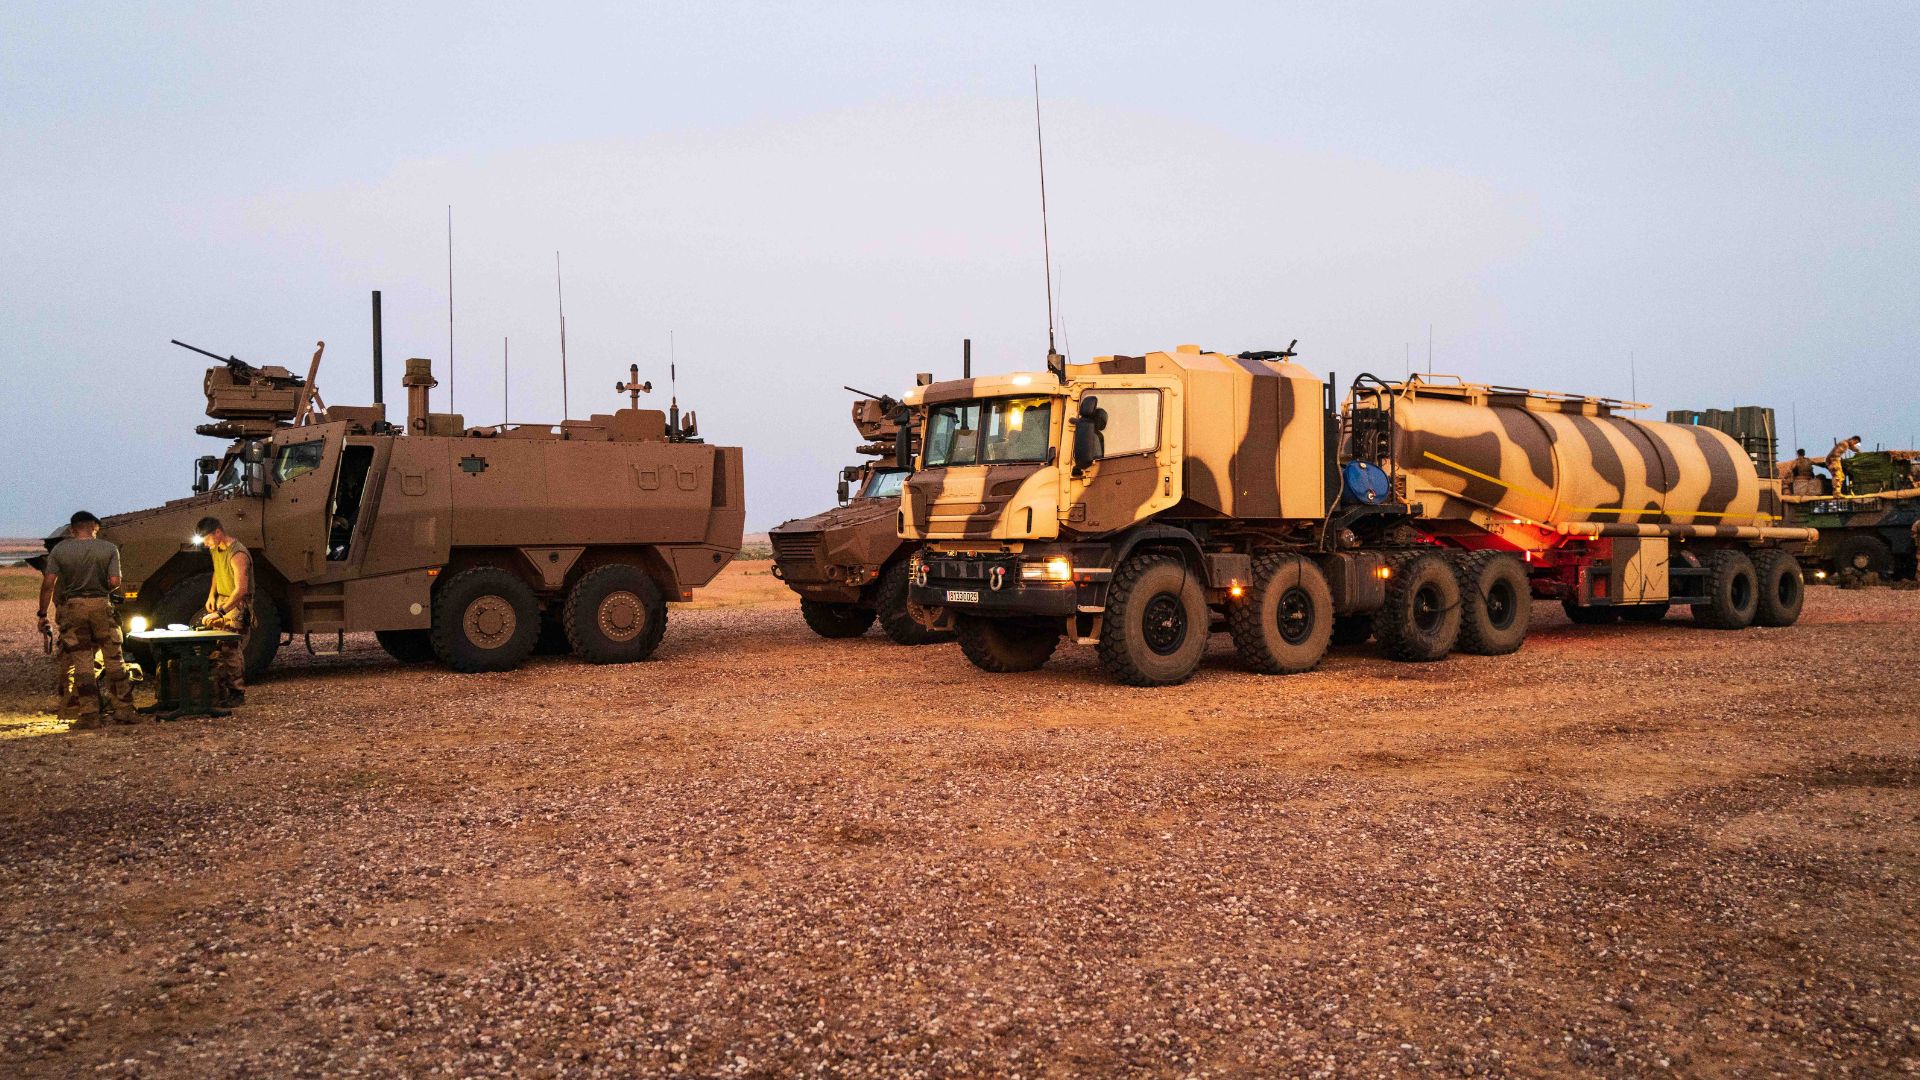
945, 589, 981, 604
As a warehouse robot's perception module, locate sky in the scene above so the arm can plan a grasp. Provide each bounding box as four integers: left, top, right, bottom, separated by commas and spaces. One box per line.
3, 1, 1916, 533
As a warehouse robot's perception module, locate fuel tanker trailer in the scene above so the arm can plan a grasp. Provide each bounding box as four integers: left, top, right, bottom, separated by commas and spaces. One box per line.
901, 344, 1814, 686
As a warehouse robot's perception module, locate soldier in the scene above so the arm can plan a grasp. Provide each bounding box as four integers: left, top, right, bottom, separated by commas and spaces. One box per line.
1778, 448, 1815, 486
36, 511, 139, 728
194, 517, 253, 706
1825, 436, 1862, 495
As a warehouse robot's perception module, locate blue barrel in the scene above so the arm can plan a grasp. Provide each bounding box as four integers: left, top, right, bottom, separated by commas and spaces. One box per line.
1342, 460, 1392, 505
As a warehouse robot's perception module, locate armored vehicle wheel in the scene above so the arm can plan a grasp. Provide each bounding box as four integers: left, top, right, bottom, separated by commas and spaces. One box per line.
1831, 534, 1894, 579
955, 615, 1060, 672
376, 629, 435, 664
1691, 549, 1759, 630
876, 561, 951, 645
1374, 553, 1461, 662
1452, 551, 1530, 656
1330, 615, 1373, 646
1562, 600, 1621, 625
565, 565, 668, 664
1227, 554, 1333, 675
432, 566, 541, 672
1616, 602, 1671, 624
1752, 549, 1806, 627
1097, 553, 1209, 686
148, 570, 282, 679
800, 600, 876, 639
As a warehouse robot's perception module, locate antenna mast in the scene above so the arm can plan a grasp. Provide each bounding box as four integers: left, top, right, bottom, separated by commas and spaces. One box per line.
1034, 65, 1062, 380
447, 205, 456, 413
502, 336, 509, 425
668, 330, 679, 435
556, 251, 570, 420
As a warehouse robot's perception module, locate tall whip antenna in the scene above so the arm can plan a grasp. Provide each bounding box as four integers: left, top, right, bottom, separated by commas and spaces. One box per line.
668, 330, 680, 436
556, 251, 570, 420
447, 205, 456, 413
1034, 65, 1062, 380
502, 336, 509, 425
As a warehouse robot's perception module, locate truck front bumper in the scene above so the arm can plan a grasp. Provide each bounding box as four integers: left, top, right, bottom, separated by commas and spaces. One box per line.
908, 550, 1088, 619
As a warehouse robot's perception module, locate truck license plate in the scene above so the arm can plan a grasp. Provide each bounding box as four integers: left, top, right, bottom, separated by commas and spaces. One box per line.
945, 589, 980, 604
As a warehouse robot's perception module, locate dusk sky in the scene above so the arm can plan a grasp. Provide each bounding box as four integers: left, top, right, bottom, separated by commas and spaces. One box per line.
4, 2, 1915, 532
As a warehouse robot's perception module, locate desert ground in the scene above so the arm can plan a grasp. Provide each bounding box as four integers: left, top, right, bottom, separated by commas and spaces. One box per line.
0, 561, 1914, 1077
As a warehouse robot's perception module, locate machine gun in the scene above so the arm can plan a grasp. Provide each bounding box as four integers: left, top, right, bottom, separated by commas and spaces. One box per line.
175, 339, 323, 438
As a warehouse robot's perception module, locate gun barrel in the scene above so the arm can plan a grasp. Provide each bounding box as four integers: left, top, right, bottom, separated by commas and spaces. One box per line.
843, 385, 885, 400
171, 339, 239, 364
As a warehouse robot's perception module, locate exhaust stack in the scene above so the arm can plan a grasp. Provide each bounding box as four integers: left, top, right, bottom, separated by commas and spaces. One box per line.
403, 358, 436, 435
371, 290, 384, 405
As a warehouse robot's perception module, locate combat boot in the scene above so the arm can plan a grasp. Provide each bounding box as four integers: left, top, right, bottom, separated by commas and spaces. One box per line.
68, 715, 109, 732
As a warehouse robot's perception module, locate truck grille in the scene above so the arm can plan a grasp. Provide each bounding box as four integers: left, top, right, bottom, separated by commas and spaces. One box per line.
771, 533, 824, 565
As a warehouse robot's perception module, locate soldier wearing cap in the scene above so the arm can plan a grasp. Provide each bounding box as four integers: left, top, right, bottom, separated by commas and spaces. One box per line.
1825, 436, 1862, 495
194, 516, 253, 706
36, 511, 139, 728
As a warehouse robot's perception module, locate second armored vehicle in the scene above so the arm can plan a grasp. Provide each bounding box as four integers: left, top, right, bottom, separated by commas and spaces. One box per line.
769, 394, 946, 644
46, 310, 744, 678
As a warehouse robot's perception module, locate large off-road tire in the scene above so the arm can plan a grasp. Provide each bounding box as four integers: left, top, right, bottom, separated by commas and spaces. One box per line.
1452, 551, 1530, 656
1562, 599, 1621, 625
148, 570, 281, 679
876, 560, 951, 645
1374, 552, 1461, 662
800, 600, 876, 639
376, 629, 436, 664
1690, 549, 1759, 630
1752, 549, 1806, 627
1227, 553, 1333, 675
955, 615, 1060, 673
1330, 615, 1374, 646
564, 564, 668, 664
1097, 553, 1210, 686
1831, 533, 1894, 579
431, 566, 540, 672
1617, 603, 1671, 624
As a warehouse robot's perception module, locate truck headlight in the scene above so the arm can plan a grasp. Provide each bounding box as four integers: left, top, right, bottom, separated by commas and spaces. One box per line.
1020, 556, 1073, 582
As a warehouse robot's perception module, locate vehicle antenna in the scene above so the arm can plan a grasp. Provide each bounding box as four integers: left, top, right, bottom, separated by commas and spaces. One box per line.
503, 336, 509, 426
668, 330, 680, 436
1426, 323, 1433, 377
1034, 65, 1062, 382
556, 251, 570, 420
1629, 350, 1637, 409
963, 337, 971, 379
447, 205, 455, 414
1404, 341, 1410, 380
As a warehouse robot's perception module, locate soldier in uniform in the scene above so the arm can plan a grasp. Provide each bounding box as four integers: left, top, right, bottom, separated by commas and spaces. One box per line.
36, 511, 139, 728
194, 517, 254, 706
1778, 448, 1815, 487
1825, 436, 1862, 495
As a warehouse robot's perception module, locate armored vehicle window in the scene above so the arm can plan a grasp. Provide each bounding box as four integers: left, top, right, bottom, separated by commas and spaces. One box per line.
981, 398, 1054, 464
274, 441, 325, 483
862, 469, 908, 499
215, 456, 245, 489
923, 404, 982, 468
1095, 389, 1160, 459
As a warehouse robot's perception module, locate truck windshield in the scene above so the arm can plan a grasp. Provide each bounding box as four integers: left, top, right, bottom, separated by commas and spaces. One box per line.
861, 469, 908, 499
922, 397, 1054, 467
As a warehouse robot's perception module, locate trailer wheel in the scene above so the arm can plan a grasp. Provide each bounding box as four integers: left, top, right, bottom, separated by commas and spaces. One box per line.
875, 560, 952, 645
375, 629, 435, 664
1690, 550, 1759, 630
1098, 553, 1210, 686
1330, 615, 1373, 646
432, 566, 541, 672
1616, 603, 1671, 624
1752, 549, 1805, 627
1374, 553, 1461, 662
1831, 534, 1893, 579
564, 564, 668, 663
1452, 552, 1530, 655
800, 600, 876, 639
955, 615, 1060, 672
1561, 599, 1621, 625
1227, 554, 1333, 675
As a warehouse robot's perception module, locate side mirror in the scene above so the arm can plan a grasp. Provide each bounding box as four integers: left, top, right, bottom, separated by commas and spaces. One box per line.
246, 469, 269, 498
1072, 395, 1101, 473
840, 465, 861, 483
241, 441, 268, 464
836, 478, 851, 504
895, 420, 915, 470
193, 455, 218, 493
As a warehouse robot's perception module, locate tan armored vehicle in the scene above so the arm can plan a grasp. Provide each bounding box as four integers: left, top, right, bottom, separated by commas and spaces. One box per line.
768, 394, 946, 644
49, 312, 743, 677
901, 345, 1813, 686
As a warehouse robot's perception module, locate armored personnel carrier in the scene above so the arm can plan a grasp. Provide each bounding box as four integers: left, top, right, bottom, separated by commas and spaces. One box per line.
900, 345, 1815, 686
768, 394, 946, 644
40, 306, 743, 677
1780, 449, 1920, 582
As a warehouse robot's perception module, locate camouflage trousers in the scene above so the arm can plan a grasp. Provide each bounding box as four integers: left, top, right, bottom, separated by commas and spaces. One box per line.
207, 601, 251, 701
57, 597, 136, 720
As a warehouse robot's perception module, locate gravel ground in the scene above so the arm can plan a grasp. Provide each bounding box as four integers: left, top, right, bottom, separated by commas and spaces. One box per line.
0, 563, 1915, 1078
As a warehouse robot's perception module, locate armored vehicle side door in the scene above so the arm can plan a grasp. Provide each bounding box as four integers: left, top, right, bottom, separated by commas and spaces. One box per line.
262, 424, 346, 583
1064, 379, 1183, 534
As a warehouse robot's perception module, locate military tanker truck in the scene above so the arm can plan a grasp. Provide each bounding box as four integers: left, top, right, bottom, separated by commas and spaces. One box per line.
901, 344, 1814, 686
768, 393, 947, 644
38, 323, 744, 677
